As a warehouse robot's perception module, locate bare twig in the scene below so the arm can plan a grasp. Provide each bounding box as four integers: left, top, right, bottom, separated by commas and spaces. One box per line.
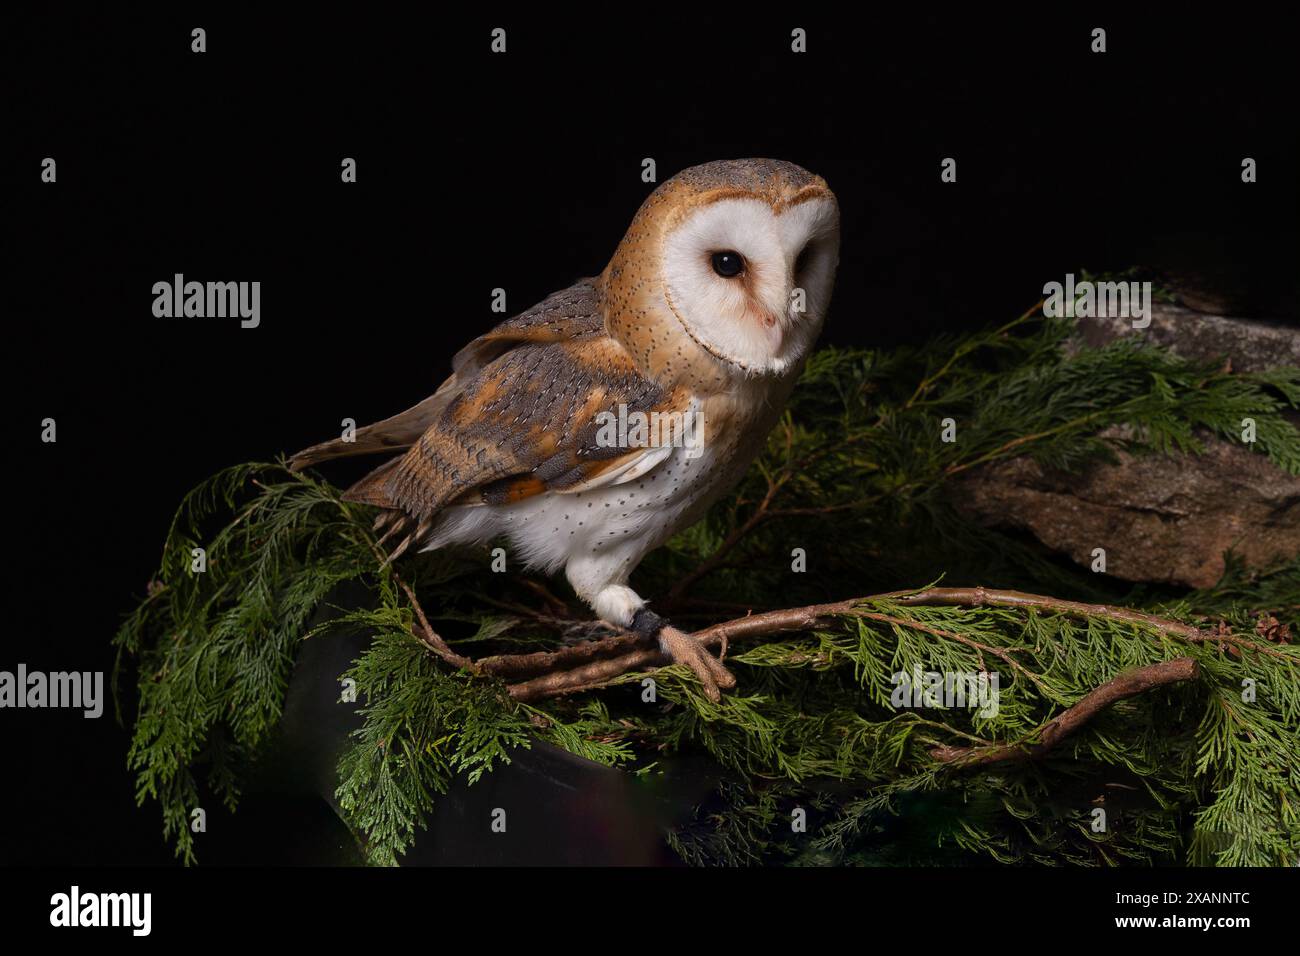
357, 520, 479, 671
394, 574, 478, 672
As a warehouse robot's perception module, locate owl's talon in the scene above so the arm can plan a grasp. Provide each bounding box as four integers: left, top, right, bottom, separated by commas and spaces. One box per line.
631, 607, 735, 702
658, 626, 735, 702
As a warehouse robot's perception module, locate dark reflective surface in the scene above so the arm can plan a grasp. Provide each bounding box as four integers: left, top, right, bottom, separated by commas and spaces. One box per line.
246, 597, 714, 866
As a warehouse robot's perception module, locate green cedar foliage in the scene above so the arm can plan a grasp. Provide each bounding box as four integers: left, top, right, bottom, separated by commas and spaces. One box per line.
113, 309, 1300, 867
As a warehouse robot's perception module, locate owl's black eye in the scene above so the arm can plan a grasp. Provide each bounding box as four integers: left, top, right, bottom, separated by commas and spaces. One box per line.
794, 245, 813, 275
711, 251, 745, 278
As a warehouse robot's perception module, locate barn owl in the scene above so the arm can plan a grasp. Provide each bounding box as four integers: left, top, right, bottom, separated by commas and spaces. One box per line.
291, 159, 840, 700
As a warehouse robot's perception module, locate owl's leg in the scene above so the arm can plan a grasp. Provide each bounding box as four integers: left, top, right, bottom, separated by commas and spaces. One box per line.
587, 582, 735, 702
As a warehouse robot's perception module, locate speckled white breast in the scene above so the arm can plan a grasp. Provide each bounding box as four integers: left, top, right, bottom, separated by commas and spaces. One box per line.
421, 373, 791, 601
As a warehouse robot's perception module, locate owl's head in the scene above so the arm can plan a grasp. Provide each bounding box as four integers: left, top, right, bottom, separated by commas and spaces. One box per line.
605, 159, 840, 379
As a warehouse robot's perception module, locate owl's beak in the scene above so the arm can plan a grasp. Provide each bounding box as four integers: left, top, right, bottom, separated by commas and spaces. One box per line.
748, 303, 786, 352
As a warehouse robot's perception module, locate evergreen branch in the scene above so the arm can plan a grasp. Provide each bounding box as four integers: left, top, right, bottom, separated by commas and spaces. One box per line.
114, 298, 1300, 867
492, 588, 1275, 701
887, 587, 1291, 658
903, 298, 1046, 410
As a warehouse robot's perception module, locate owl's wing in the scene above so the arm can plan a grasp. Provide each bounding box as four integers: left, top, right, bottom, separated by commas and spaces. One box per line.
287, 278, 607, 471
288, 276, 690, 533
342, 325, 690, 523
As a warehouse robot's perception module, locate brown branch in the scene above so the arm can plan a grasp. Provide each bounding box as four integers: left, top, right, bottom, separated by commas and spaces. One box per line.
929, 657, 1200, 767
486, 586, 1219, 691
384, 583, 1245, 769
504, 600, 861, 701
359, 522, 478, 672
491, 586, 1280, 701
393, 582, 1274, 710
394, 574, 478, 672
479, 630, 652, 682
506, 646, 665, 701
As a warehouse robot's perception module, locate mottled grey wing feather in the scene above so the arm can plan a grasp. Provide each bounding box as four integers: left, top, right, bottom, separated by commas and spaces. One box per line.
345, 318, 682, 520
287, 278, 605, 472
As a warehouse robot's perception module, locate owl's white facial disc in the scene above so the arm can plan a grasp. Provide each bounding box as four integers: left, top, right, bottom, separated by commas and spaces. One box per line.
661, 196, 839, 375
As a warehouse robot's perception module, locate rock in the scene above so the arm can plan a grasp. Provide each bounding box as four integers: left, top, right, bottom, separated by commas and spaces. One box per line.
955, 435, 1300, 588
957, 308, 1300, 589
1073, 302, 1300, 373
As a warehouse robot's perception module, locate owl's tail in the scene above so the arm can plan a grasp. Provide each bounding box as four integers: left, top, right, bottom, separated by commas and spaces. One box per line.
287, 380, 458, 472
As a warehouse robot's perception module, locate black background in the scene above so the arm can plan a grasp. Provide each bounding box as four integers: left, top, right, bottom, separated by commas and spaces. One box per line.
4, 9, 1297, 870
